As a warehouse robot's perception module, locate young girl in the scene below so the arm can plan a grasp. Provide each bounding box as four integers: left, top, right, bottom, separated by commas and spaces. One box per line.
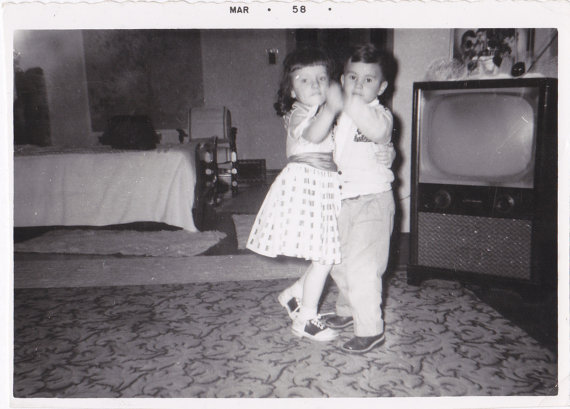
246, 47, 343, 342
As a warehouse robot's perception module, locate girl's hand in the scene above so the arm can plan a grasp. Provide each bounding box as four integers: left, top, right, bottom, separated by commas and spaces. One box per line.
325, 82, 344, 114
375, 142, 396, 168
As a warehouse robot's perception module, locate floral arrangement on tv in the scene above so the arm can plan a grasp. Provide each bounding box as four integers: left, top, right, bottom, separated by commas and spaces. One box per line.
426, 28, 525, 81
460, 29, 518, 74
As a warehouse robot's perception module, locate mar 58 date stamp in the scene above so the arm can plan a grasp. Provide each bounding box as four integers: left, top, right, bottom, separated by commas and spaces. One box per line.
230, 4, 310, 13
229, 5, 249, 13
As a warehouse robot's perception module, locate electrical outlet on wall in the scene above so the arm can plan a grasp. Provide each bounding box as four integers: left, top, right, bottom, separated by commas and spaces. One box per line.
266, 48, 278, 65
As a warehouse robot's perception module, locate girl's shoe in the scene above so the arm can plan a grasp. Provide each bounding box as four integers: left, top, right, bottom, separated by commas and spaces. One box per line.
278, 288, 301, 319
292, 316, 339, 342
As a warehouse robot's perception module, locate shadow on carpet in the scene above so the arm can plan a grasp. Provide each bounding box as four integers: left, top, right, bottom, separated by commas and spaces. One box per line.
13, 271, 557, 398
232, 214, 256, 249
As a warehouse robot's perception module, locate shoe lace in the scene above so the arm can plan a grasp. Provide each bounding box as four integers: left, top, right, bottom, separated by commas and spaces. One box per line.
318, 311, 335, 317
292, 297, 301, 313
309, 314, 329, 330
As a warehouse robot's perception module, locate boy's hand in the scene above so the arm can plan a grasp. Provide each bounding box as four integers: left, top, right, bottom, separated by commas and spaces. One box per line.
343, 92, 367, 119
342, 91, 392, 145
375, 143, 396, 168
325, 82, 344, 114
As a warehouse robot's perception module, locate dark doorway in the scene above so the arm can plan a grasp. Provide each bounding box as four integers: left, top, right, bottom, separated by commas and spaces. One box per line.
294, 28, 392, 81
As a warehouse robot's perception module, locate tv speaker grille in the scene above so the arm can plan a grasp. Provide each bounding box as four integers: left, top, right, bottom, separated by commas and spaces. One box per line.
417, 213, 532, 280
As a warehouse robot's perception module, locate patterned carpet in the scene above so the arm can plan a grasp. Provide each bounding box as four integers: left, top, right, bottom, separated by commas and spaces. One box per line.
13, 271, 557, 398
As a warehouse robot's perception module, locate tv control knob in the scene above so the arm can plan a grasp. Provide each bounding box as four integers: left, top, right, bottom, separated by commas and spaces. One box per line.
495, 195, 515, 213
433, 190, 452, 210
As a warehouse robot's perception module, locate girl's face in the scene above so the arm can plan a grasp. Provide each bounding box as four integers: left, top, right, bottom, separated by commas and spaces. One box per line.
341, 61, 388, 104
290, 65, 329, 107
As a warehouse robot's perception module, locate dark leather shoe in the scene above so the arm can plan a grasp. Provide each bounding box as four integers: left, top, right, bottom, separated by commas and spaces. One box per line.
341, 334, 385, 354
326, 315, 354, 329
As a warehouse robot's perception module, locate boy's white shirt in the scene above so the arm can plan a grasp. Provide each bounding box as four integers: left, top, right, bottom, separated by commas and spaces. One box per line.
334, 99, 395, 199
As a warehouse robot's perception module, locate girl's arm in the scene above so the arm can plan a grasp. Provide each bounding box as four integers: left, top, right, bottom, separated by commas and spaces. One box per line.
375, 142, 396, 168
300, 83, 343, 144
344, 94, 393, 145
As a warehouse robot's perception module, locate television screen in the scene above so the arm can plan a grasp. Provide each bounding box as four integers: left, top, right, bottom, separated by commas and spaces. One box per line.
418, 87, 539, 188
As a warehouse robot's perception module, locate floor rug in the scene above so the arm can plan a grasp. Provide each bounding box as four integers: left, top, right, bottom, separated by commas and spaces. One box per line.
13, 229, 226, 257
13, 271, 557, 398
14, 254, 310, 288
231, 214, 256, 249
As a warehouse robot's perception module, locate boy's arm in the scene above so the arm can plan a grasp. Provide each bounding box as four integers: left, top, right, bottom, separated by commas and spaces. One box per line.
344, 95, 393, 145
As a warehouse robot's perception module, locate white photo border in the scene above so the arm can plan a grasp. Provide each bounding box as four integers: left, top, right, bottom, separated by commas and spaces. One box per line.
2, 1, 569, 409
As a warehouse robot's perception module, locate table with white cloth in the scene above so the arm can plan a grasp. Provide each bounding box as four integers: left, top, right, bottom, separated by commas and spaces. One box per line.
14, 143, 201, 232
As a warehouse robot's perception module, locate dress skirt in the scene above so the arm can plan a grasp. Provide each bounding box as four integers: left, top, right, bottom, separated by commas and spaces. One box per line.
246, 162, 341, 265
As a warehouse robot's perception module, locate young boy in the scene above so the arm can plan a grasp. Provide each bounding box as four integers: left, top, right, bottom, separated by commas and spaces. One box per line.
277, 43, 396, 353
326, 43, 396, 353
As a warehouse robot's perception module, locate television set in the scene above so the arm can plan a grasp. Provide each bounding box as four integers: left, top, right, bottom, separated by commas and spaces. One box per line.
418, 87, 538, 189
408, 78, 557, 289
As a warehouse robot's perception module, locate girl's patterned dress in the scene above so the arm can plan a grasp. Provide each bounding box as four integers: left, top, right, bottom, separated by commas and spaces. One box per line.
246, 102, 341, 265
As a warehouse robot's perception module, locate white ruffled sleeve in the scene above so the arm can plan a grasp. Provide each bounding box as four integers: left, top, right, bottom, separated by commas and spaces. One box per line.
286, 104, 319, 142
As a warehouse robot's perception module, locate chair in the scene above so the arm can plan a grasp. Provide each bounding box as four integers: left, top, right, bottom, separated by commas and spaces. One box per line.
192, 138, 219, 229
217, 126, 238, 196
188, 107, 239, 197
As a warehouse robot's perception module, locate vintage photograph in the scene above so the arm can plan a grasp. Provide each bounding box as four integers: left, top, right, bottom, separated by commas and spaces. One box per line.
3, 1, 567, 408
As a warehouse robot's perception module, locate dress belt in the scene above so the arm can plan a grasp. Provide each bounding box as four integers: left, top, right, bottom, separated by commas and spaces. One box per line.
288, 152, 338, 172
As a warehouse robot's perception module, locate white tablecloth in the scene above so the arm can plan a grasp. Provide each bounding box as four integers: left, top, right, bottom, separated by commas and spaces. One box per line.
14, 144, 198, 232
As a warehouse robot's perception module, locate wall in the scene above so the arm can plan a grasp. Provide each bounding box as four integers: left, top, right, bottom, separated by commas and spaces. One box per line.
392, 29, 453, 233
531, 28, 558, 77
201, 30, 290, 170
13, 28, 289, 161
83, 30, 203, 132
14, 30, 92, 146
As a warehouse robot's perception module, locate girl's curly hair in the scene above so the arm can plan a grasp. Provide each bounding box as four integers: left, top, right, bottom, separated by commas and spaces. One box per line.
274, 47, 336, 117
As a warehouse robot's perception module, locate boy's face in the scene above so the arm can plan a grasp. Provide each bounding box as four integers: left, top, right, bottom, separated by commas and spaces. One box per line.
290, 65, 329, 107
341, 61, 388, 103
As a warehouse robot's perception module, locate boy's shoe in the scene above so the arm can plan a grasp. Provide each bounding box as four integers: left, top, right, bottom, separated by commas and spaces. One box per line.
277, 288, 300, 319
292, 316, 339, 342
340, 334, 385, 354
325, 314, 354, 329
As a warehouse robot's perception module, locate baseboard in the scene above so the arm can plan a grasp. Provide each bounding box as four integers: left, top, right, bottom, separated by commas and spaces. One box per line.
266, 169, 281, 184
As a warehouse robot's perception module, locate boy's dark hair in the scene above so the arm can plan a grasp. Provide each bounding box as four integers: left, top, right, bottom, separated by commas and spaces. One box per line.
344, 43, 397, 101
345, 43, 394, 82
274, 47, 336, 117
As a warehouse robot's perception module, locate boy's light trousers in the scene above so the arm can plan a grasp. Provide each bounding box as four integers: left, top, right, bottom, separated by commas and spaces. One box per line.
331, 191, 395, 337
